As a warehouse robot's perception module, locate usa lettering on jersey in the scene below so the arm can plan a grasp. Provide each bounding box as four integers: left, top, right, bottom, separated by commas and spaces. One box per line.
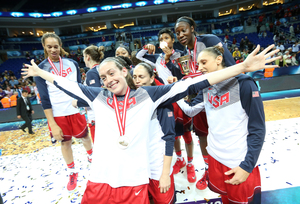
51, 67, 72, 77
207, 92, 230, 108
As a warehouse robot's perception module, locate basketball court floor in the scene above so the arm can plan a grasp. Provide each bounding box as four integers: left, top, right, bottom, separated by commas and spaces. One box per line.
0, 92, 299, 204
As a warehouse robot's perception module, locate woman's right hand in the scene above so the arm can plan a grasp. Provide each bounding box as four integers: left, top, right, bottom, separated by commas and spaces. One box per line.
72, 99, 78, 108
145, 44, 156, 54
51, 124, 64, 141
167, 76, 178, 84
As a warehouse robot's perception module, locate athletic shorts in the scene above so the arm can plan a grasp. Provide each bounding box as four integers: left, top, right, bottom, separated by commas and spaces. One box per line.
148, 174, 175, 204
208, 155, 261, 204
193, 111, 208, 137
173, 103, 192, 136
81, 181, 149, 204
88, 121, 95, 143
49, 113, 88, 142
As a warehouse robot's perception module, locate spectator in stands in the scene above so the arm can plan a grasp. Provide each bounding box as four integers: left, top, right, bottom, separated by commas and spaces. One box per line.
291, 53, 299, 66
283, 50, 292, 66
109, 36, 112, 41
275, 52, 288, 67
16, 85, 22, 98
244, 36, 249, 45
77, 47, 81, 55
240, 38, 245, 51
0, 77, 5, 87
269, 22, 274, 32
8, 70, 15, 77
5, 86, 13, 97
76, 40, 80, 45
10, 92, 18, 107
295, 25, 300, 35
25, 52, 30, 61
258, 31, 263, 39
276, 42, 285, 51
85, 39, 90, 45
2, 80, 9, 90
0, 88, 5, 100
102, 36, 106, 42
289, 24, 294, 37
279, 32, 285, 43
224, 34, 229, 41
9, 76, 19, 87
232, 37, 237, 45
232, 47, 241, 59
0, 94, 10, 108
242, 49, 249, 59
21, 83, 31, 94
247, 17, 252, 26
1, 70, 8, 78
292, 41, 300, 54
263, 31, 267, 38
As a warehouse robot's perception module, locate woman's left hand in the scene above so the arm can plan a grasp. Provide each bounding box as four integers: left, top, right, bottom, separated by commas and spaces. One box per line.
159, 174, 171, 193
243, 44, 281, 73
22, 59, 41, 78
224, 166, 250, 185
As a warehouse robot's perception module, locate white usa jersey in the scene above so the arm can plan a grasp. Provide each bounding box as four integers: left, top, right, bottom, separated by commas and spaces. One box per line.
53, 74, 210, 188
35, 58, 81, 117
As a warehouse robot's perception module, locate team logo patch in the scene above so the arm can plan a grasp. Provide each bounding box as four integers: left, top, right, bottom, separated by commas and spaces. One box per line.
168, 112, 173, 117
252, 91, 259, 97
90, 79, 95, 85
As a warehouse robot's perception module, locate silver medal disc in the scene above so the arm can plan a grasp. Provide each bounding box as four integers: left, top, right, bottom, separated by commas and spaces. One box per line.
118, 136, 130, 150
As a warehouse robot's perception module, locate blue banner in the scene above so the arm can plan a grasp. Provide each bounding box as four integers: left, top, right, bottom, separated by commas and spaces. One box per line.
231, 26, 243, 33
212, 29, 223, 34
32, 50, 44, 56
69, 44, 87, 51
96, 41, 114, 47
7, 51, 22, 57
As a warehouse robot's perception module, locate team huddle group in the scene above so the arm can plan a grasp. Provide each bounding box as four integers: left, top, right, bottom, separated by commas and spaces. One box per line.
22, 16, 281, 204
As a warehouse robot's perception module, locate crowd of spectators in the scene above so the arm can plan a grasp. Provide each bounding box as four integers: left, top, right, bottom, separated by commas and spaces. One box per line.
0, 69, 39, 109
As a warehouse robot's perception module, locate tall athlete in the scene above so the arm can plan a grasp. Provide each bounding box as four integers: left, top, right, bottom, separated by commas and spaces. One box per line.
133, 62, 176, 204
177, 45, 267, 204
34, 33, 93, 191
168, 16, 236, 190
136, 28, 197, 184
23, 44, 279, 203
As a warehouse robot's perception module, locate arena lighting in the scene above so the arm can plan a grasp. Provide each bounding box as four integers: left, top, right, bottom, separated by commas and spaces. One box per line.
101, 5, 112, 11
10, 12, 24, 17
29, 13, 43, 18
51, 12, 63, 17
167, 0, 179, 3
87, 7, 97, 12
66, 10, 77, 15
121, 3, 132, 8
136, 1, 147, 6
154, 0, 164, 5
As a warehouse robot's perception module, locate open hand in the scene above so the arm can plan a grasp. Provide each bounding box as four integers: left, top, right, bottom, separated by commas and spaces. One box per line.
22, 59, 41, 79
243, 44, 280, 73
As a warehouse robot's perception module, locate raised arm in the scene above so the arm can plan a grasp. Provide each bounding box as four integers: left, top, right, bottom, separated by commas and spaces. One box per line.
146, 44, 280, 110
23, 60, 101, 108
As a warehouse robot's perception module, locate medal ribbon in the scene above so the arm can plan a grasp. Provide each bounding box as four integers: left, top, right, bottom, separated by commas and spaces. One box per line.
48, 56, 63, 76
188, 37, 197, 73
92, 64, 99, 69
113, 87, 130, 136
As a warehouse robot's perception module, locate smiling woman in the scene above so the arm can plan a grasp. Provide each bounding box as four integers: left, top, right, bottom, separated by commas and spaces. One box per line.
22, 44, 280, 203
